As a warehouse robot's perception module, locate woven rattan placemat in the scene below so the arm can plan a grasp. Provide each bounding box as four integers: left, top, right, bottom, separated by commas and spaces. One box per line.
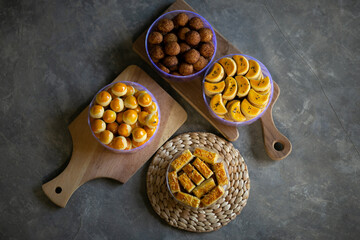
146, 132, 250, 232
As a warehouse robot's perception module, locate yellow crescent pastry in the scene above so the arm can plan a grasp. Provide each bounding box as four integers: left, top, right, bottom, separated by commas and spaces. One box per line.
175, 192, 200, 208
222, 76, 238, 100
96, 91, 112, 107
250, 76, 271, 92
218, 57, 237, 77
241, 98, 262, 119
210, 93, 227, 115
245, 59, 261, 80
170, 149, 194, 172
137, 92, 152, 107
213, 162, 229, 186
110, 98, 124, 112
117, 123, 132, 137
225, 100, 246, 122
247, 89, 270, 109
116, 112, 123, 124
204, 81, 225, 97
124, 85, 136, 97
145, 112, 159, 129
111, 82, 127, 97
143, 102, 157, 114
178, 173, 196, 193
235, 75, 251, 97
201, 185, 225, 207
138, 111, 149, 126
132, 127, 147, 142
106, 122, 118, 134
205, 62, 224, 83
91, 119, 106, 133
99, 130, 113, 145
90, 105, 104, 119
255, 86, 271, 95
123, 109, 138, 125
182, 163, 205, 185
168, 171, 180, 193
103, 109, 116, 123
233, 55, 249, 75
192, 178, 216, 198
112, 136, 127, 150
124, 95, 138, 109
194, 147, 218, 164
192, 157, 213, 179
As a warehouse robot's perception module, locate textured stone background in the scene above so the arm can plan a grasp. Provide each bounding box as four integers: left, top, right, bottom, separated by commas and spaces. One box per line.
0, 0, 359, 239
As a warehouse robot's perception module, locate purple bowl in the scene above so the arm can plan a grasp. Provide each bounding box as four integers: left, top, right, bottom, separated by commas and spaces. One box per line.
202, 54, 274, 126
88, 81, 160, 153
145, 10, 217, 81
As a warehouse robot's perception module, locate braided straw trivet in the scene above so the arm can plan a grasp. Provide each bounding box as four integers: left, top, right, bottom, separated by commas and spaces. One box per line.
146, 132, 250, 232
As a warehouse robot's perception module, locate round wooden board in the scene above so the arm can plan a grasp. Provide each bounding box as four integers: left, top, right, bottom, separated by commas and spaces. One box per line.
146, 132, 250, 232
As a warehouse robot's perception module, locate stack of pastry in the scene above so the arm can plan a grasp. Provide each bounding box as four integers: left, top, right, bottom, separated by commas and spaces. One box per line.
89, 82, 159, 151
204, 55, 272, 122
167, 148, 229, 208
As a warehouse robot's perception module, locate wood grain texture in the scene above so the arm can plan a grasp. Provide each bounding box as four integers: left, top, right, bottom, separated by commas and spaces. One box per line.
132, 0, 292, 160
42, 65, 187, 207
260, 82, 292, 160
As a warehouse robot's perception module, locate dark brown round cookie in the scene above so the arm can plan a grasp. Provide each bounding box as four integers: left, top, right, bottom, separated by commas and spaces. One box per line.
173, 13, 189, 27
164, 42, 180, 56
199, 28, 213, 42
179, 63, 194, 76
162, 56, 178, 68
163, 33, 178, 43
185, 30, 201, 46
199, 42, 215, 58
148, 31, 163, 45
157, 19, 174, 33
188, 17, 204, 30
157, 63, 170, 73
150, 45, 165, 60
193, 56, 208, 71
179, 42, 191, 54
177, 27, 190, 41
184, 49, 200, 64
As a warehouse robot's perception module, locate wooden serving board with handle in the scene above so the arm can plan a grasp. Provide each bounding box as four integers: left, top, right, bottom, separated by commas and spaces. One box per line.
132, 0, 291, 160
42, 65, 188, 207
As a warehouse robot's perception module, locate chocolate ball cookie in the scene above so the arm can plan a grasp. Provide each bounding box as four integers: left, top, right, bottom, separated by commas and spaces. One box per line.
199, 28, 213, 42
193, 56, 208, 71
188, 17, 204, 30
157, 19, 174, 33
199, 42, 215, 58
162, 56, 178, 68
179, 63, 194, 76
177, 27, 190, 41
150, 45, 165, 60
148, 31, 163, 45
157, 63, 170, 73
173, 13, 189, 27
184, 49, 200, 64
163, 33, 178, 43
179, 42, 191, 54
164, 42, 180, 56
185, 30, 201, 46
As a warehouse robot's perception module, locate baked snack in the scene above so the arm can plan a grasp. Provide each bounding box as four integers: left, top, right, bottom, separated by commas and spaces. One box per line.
188, 17, 204, 30
145, 112, 159, 129
111, 82, 128, 97
194, 147, 218, 164
168, 171, 180, 193
162, 56, 178, 68
110, 98, 124, 113
124, 85, 136, 97
132, 127, 147, 142
90, 105, 104, 119
157, 63, 170, 73
184, 49, 200, 64
148, 31, 163, 45
192, 157, 213, 179
164, 42, 180, 56
163, 33, 178, 43
182, 163, 205, 185
192, 178, 216, 198
117, 123, 132, 137
91, 119, 106, 133
124, 95, 138, 109
137, 92, 152, 107
99, 130, 113, 145
138, 111, 149, 125
112, 136, 127, 150
185, 30, 201, 46
96, 91, 112, 107
123, 109, 138, 125
157, 18, 174, 33
170, 149, 194, 172
179, 63, 193, 76
143, 102, 157, 114
178, 173, 195, 193
173, 13, 189, 27
106, 122, 118, 134
201, 185, 225, 207
150, 45, 165, 60
213, 162, 229, 186
175, 192, 200, 208
193, 56, 208, 71
199, 42, 215, 58
199, 28, 213, 42
177, 27, 190, 41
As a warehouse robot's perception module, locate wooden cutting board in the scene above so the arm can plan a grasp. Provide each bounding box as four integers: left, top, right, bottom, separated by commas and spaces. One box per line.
42, 65, 187, 207
132, 0, 291, 160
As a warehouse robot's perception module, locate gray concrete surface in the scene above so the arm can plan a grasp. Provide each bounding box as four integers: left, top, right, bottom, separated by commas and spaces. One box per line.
0, 0, 359, 239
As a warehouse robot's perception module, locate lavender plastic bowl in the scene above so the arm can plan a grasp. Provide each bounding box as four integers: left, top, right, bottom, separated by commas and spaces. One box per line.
202, 54, 274, 126
88, 81, 160, 154
145, 10, 217, 81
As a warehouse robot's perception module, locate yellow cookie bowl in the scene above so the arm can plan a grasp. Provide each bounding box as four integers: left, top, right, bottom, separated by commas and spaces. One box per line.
202, 54, 274, 126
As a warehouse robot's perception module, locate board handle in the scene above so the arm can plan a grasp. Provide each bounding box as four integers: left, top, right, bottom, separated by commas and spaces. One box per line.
42, 160, 83, 208
260, 82, 292, 160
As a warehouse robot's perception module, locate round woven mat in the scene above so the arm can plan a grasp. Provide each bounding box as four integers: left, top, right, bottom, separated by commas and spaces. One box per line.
146, 132, 250, 232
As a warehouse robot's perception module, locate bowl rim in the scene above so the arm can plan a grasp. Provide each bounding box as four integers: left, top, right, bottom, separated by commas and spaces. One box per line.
145, 10, 217, 80
165, 146, 229, 209
88, 81, 160, 154
202, 54, 274, 126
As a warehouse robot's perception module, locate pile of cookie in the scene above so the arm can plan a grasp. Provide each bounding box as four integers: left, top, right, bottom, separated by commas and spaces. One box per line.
167, 148, 228, 208
89, 82, 159, 151
148, 12, 215, 76
204, 55, 271, 122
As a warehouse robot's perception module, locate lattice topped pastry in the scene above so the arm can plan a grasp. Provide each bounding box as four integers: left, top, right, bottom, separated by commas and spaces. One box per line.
166, 148, 229, 208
